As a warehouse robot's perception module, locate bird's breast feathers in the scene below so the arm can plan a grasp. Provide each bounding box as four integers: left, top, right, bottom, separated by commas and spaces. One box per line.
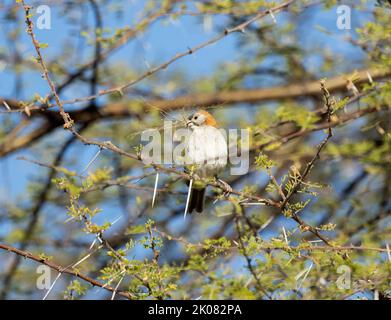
186, 125, 228, 177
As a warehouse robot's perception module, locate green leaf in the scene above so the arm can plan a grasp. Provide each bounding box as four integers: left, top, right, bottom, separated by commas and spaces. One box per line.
39, 43, 49, 49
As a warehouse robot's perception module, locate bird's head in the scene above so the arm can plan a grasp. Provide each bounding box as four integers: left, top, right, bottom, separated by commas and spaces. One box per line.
186, 110, 217, 129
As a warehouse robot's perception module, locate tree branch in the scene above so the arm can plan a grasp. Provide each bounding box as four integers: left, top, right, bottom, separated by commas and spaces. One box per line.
0, 243, 133, 300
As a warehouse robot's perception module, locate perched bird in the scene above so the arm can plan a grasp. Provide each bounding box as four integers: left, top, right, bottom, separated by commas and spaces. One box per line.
185, 110, 228, 213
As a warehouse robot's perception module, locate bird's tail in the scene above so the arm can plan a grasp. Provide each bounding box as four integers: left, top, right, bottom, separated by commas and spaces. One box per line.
189, 188, 205, 213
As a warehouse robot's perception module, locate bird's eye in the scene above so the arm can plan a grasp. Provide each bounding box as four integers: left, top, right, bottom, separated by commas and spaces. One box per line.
194, 116, 198, 120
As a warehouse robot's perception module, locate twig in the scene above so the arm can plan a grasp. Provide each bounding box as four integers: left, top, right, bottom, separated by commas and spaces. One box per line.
279, 79, 334, 246
0, 131, 87, 299
42, 243, 104, 299
1, 68, 388, 115
234, 216, 272, 299
155, 227, 390, 253
58, 1, 295, 106
20, 0, 74, 128
0, 243, 133, 299
269, 170, 286, 201
147, 224, 166, 299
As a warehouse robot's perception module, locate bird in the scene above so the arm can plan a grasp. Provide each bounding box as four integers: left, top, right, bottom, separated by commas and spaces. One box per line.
185, 110, 228, 213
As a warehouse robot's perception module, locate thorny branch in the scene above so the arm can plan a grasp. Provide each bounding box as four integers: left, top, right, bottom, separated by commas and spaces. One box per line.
8, 1, 388, 252
0, 243, 133, 300
155, 228, 390, 254
279, 80, 335, 246
21, 1, 74, 129
15, 0, 293, 211
1, 0, 388, 300
52, 0, 296, 107
0, 127, 88, 299
234, 214, 272, 299
1, 68, 389, 115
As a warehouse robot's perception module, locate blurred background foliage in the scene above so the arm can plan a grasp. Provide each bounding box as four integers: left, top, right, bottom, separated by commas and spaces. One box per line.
0, 0, 390, 300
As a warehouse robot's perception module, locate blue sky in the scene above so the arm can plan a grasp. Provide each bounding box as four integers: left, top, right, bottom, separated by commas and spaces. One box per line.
0, 1, 380, 299
0, 1, 369, 200
0, 0, 238, 199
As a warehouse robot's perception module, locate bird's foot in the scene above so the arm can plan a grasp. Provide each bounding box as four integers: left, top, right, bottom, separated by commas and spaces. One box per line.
217, 178, 232, 197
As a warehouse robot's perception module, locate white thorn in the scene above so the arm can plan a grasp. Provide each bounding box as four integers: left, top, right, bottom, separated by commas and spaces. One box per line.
347, 81, 360, 96
47, 243, 105, 298
89, 238, 97, 250
2, 101, 11, 111
72, 250, 98, 268
81, 148, 102, 175
111, 215, 122, 226
110, 273, 125, 300
43, 272, 62, 300
282, 226, 289, 245
270, 10, 277, 24
169, 16, 180, 26
143, 57, 151, 69
296, 263, 313, 291
184, 179, 193, 220
64, 216, 75, 223
240, 202, 266, 206
203, 15, 213, 33
151, 171, 159, 208
98, 269, 125, 293
260, 216, 274, 231
245, 277, 252, 288
366, 71, 373, 84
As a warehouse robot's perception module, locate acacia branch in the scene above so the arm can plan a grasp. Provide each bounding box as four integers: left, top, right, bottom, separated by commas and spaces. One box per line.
0, 74, 387, 160
279, 80, 335, 246
2, 1, 297, 112
57, 0, 295, 106
234, 215, 271, 299
9, 0, 290, 209
0, 243, 133, 300
87, 0, 103, 100
155, 228, 391, 253
48, 3, 178, 102
10, 0, 391, 254
2, 68, 389, 115
0, 126, 88, 299
21, 1, 74, 128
